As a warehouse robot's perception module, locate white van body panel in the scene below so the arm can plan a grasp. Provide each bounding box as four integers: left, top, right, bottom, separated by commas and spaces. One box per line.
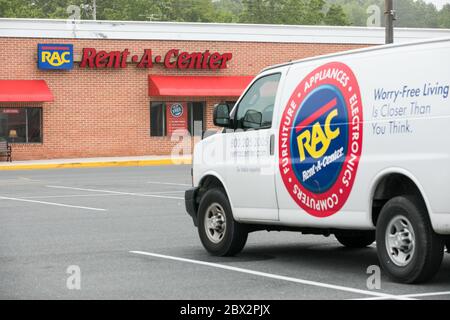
193, 38, 450, 234
194, 67, 288, 221
273, 39, 450, 232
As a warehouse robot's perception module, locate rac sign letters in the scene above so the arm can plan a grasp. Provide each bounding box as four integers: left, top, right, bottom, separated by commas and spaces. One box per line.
38, 44, 74, 70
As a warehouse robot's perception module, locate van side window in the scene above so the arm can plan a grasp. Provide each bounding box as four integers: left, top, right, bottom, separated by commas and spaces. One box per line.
234, 73, 281, 130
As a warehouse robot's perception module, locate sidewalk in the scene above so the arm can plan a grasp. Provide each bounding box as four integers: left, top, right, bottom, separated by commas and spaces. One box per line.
0, 155, 192, 170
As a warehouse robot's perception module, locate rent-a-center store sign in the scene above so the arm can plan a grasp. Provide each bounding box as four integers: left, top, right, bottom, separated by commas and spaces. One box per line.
81, 48, 232, 69
37, 44, 232, 70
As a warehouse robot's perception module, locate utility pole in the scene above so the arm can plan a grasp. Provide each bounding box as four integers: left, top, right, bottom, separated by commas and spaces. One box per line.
385, 0, 395, 44
93, 0, 97, 20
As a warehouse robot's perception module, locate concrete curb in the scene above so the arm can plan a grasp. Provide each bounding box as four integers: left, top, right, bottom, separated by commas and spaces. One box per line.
0, 158, 192, 171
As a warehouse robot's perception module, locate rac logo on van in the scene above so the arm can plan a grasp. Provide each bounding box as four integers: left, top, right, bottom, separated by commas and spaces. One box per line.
279, 62, 363, 218
295, 97, 340, 162
38, 44, 73, 70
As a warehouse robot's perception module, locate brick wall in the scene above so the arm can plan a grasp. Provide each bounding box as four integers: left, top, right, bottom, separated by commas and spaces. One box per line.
0, 37, 368, 160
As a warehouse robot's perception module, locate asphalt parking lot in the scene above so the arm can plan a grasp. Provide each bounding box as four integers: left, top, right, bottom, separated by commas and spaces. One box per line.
0, 165, 449, 300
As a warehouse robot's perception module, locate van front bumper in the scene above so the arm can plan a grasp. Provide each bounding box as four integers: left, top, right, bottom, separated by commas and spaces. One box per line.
185, 187, 199, 227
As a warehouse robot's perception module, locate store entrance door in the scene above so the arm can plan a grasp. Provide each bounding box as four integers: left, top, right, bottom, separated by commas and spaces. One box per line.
188, 102, 205, 137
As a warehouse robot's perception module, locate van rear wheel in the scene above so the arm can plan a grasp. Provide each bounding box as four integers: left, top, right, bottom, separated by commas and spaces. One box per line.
335, 232, 375, 248
376, 196, 444, 283
197, 188, 248, 256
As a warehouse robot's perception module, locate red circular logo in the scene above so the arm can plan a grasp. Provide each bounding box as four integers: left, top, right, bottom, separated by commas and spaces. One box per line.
278, 62, 363, 217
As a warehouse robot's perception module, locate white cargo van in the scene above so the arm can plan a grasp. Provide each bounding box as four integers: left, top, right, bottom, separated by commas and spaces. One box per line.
184, 38, 450, 283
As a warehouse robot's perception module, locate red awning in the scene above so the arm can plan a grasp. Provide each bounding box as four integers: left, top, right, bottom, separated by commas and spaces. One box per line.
0, 80, 54, 102
148, 75, 254, 97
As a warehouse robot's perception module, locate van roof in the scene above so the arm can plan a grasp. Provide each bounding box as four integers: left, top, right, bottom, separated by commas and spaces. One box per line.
262, 36, 450, 73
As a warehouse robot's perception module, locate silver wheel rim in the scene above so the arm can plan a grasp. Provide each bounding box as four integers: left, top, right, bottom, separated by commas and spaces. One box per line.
385, 215, 416, 267
204, 203, 227, 244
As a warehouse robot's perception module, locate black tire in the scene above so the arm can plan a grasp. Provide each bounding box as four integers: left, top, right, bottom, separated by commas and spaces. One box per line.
376, 195, 444, 284
197, 188, 248, 256
335, 231, 375, 248
445, 240, 450, 253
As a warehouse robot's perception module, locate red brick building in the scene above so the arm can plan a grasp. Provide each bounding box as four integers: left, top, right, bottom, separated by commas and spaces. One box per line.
1, 18, 449, 161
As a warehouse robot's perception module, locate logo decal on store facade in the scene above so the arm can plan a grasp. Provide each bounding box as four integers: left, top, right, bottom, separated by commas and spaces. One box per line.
170, 103, 184, 117
38, 44, 73, 70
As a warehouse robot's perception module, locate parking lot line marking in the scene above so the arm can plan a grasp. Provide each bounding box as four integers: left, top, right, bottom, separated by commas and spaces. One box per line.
19, 190, 186, 200
21, 193, 128, 199
46, 185, 184, 200
355, 290, 450, 300
0, 177, 43, 186
150, 190, 186, 194
18, 177, 41, 182
0, 196, 106, 211
147, 181, 191, 187
129, 250, 414, 300
399, 291, 450, 299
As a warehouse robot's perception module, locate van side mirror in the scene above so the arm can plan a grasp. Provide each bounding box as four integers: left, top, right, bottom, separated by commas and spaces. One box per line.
213, 103, 231, 127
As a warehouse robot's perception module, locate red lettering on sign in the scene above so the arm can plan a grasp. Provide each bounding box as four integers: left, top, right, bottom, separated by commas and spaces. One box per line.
95, 50, 108, 68
121, 49, 130, 68
209, 52, 222, 70
188, 52, 203, 69
137, 49, 153, 68
164, 49, 178, 69
220, 53, 232, 69
79, 48, 232, 69
80, 48, 96, 68
201, 50, 210, 69
80, 48, 130, 68
177, 52, 190, 69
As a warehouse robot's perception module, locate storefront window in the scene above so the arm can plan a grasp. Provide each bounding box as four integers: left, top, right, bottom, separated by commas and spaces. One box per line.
0, 107, 42, 143
150, 102, 205, 137
150, 102, 166, 136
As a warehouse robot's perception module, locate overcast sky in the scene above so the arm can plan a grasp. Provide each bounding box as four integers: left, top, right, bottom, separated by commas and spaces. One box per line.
425, 0, 449, 9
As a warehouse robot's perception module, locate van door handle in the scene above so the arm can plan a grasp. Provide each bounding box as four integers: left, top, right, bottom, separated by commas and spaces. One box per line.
270, 134, 275, 155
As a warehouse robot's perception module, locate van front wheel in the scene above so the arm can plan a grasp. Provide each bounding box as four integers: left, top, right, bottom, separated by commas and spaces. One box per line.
197, 188, 248, 256
376, 196, 444, 283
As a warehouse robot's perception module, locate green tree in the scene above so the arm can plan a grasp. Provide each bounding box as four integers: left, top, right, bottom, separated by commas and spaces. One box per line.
439, 3, 450, 28
155, 0, 217, 22
330, 0, 444, 28
239, 0, 327, 25
213, 0, 244, 23
0, 0, 448, 28
324, 3, 349, 25
98, 0, 161, 21
239, 0, 284, 24
0, 0, 45, 18
282, 0, 326, 25
329, 0, 383, 26
394, 0, 439, 28
0, 0, 100, 19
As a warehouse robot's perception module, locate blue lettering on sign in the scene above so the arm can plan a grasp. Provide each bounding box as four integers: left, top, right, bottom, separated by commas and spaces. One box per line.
38, 44, 73, 70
